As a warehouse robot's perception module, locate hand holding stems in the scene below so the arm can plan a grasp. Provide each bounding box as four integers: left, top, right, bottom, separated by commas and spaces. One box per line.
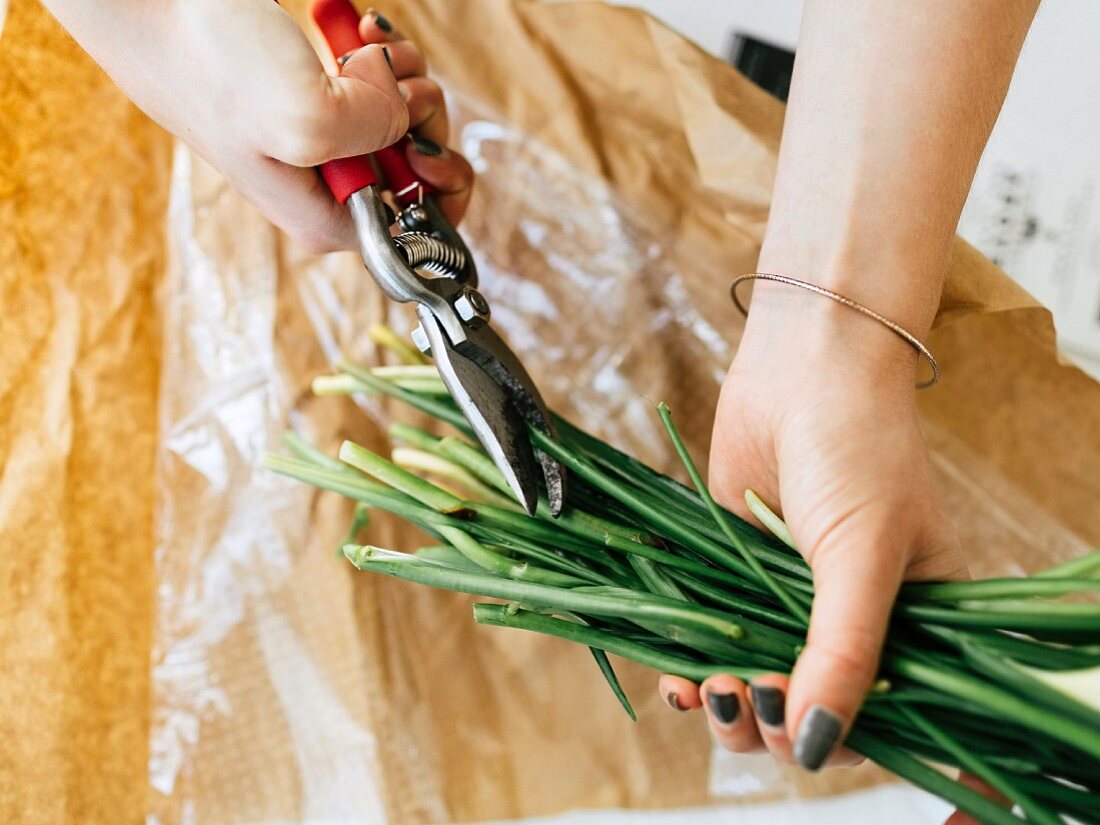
41, 0, 473, 251
660, 0, 1037, 815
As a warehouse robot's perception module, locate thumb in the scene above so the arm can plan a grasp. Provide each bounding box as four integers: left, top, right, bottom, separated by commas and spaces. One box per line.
786, 512, 905, 771
270, 44, 408, 168
326, 43, 409, 155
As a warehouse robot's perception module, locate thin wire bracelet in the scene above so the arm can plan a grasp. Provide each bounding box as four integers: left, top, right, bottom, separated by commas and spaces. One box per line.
730, 272, 941, 389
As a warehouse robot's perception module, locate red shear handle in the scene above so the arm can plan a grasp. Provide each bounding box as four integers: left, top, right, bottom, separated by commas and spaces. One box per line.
311, 0, 434, 207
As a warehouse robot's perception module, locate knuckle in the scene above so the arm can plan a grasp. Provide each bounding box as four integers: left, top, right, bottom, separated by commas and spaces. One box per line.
393, 41, 428, 75
273, 98, 335, 167
380, 102, 410, 148
811, 628, 883, 685
411, 44, 428, 74
419, 78, 446, 105
803, 508, 864, 567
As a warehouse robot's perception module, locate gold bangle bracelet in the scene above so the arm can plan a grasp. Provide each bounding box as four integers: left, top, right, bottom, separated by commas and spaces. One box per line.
730, 272, 940, 389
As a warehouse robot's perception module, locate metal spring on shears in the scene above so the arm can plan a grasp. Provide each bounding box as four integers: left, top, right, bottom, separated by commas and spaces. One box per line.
393, 232, 467, 278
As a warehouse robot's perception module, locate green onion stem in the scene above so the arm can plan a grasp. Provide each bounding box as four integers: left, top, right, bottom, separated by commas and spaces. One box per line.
899, 602, 1100, 633
891, 656, 1100, 760
348, 547, 757, 653
897, 705, 1063, 825
389, 422, 442, 451
436, 436, 518, 497
392, 447, 517, 507
339, 441, 465, 513
627, 555, 690, 601
472, 604, 769, 683
338, 359, 470, 431
904, 578, 1100, 602
530, 432, 762, 581
743, 489, 797, 550
282, 431, 348, 473
847, 732, 1028, 825
437, 526, 586, 587
368, 322, 430, 365
1035, 549, 1100, 580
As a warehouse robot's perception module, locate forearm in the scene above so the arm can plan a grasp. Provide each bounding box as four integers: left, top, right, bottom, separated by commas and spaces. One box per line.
755, 0, 1038, 340
40, 1, 171, 96
39, 0, 316, 158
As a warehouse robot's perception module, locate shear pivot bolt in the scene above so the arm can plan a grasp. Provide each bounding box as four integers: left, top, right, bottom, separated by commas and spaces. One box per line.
455, 288, 491, 325
412, 324, 431, 355
399, 203, 430, 231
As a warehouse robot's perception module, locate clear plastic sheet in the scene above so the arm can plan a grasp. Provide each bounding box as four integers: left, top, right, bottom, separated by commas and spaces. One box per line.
148, 89, 1092, 823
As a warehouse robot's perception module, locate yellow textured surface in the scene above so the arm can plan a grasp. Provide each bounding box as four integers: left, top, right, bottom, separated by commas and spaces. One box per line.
0, 1, 171, 822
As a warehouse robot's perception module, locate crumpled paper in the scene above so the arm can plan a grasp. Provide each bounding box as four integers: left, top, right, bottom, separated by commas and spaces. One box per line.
2, 0, 1098, 823
0, 1, 170, 822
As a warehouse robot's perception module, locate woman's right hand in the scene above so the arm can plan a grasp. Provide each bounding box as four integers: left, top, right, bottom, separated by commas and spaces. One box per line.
44, 0, 473, 252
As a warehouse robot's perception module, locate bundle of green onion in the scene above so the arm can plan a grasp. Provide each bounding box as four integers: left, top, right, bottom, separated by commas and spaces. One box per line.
266, 349, 1100, 825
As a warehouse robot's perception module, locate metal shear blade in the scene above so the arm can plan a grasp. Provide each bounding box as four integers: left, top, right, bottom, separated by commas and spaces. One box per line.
416, 306, 565, 516
304, 0, 565, 518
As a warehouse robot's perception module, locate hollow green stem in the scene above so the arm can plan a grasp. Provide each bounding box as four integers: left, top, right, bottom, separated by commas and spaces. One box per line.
436, 436, 516, 497
744, 489, 797, 550
281, 431, 348, 472
392, 447, 516, 507
473, 604, 769, 683
847, 732, 1027, 825
339, 440, 465, 513
437, 527, 585, 587
897, 705, 1062, 825
1035, 549, 1100, 580
891, 656, 1100, 760
346, 547, 752, 647
368, 321, 429, 365
904, 578, 1100, 601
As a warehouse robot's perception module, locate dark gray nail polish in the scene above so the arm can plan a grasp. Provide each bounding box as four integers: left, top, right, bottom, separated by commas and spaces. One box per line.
337, 52, 353, 68
667, 691, 686, 712
793, 705, 843, 771
381, 46, 393, 69
750, 684, 785, 727
372, 11, 393, 33
410, 134, 443, 157
706, 692, 740, 725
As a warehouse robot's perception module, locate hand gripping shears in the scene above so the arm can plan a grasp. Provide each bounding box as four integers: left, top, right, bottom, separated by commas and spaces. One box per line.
300, 0, 565, 516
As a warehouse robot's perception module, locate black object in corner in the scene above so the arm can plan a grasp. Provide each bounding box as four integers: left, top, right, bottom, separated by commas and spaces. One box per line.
728, 33, 795, 102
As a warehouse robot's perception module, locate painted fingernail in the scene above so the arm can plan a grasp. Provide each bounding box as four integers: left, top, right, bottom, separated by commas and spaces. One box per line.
337, 51, 354, 68
667, 691, 686, 712
706, 691, 740, 726
370, 9, 393, 33
381, 46, 393, 69
793, 705, 843, 771
410, 134, 443, 157
750, 684, 785, 727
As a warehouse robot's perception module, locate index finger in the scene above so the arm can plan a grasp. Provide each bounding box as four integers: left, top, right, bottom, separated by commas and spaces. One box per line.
359, 7, 405, 43
405, 141, 475, 227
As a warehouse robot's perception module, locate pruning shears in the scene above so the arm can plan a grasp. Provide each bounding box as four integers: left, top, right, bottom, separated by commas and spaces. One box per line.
300, 0, 565, 516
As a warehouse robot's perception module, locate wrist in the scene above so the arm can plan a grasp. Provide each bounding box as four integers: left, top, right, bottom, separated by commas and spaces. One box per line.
756, 233, 945, 339
733, 278, 927, 397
